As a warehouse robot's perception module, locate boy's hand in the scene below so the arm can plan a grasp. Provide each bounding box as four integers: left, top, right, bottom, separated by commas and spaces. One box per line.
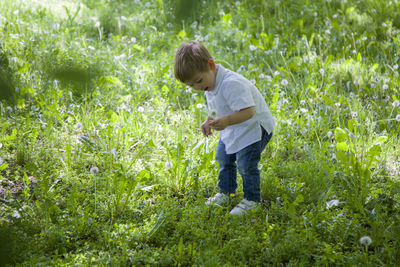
209, 117, 229, 131
201, 116, 213, 137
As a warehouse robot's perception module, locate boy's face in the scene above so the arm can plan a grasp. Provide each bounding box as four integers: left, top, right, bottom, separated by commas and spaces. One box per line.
185, 59, 217, 92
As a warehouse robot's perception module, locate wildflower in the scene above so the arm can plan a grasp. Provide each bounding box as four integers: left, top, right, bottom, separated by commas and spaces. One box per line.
327, 131, 333, 138
383, 84, 389, 90
281, 79, 288, 86
90, 166, 99, 174
396, 114, 400, 122
190, 21, 198, 29
335, 103, 340, 107
12, 210, 21, 218
319, 68, 325, 76
249, 45, 258, 51
196, 103, 204, 109
382, 22, 387, 27
137, 106, 144, 112
392, 101, 399, 107
0, 157, 3, 165
95, 21, 100, 28
300, 100, 306, 105
351, 111, 358, 118
394, 64, 398, 70
74, 122, 83, 129
359, 236, 372, 246
362, 36, 367, 41
219, 10, 225, 16
273, 70, 280, 76
88, 45, 95, 50
164, 161, 173, 169
300, 108, 308, 114
326, 199, 339, 209
230, 193, 235, 197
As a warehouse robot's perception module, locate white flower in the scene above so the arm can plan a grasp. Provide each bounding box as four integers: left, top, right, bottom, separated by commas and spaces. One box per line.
383, 84, 389, 90
281, 79, 288, 86
351, 111, 358, 118
394, 64, 398, 70
219, 10, 225, 16
164, 161, 173, 169
74, 122, 83, 129
319, 68, 325, 76
335, 103, 340, 107
0, 157, 3, 165
359, 236, 372, 246
392, 101, 399, 107
88, 46, 95, 50
300, 100, 305, 106
90, 166, 99, 174
137, 106, 144, 112
12, 210, 21, 218
95, 21, 100, 28
382, 22, 387, 27
327, 131, 333, 138
111, 149, 117, 158
13, 10, 20, 15
273, 70, 280, 77
300, 108, 308, 113
326, 199, 339, 209
249, 45, 258, 51
313, 12, 317, 17
196, 103, 204, 109
396, 114, 400, 122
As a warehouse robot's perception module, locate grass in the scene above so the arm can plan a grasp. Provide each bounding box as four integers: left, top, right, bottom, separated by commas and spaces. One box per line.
1, 0, 400, 265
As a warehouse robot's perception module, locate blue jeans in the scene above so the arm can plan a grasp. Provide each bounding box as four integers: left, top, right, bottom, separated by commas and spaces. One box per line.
215, 127, 272, 202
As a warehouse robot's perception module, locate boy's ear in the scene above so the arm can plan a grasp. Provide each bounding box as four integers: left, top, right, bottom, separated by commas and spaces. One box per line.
208, 59, 216, 70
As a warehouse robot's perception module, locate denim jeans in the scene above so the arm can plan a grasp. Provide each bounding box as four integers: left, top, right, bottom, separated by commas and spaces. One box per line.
215, 127, 272, 202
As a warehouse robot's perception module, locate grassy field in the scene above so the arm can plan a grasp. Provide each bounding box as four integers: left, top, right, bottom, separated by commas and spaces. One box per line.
1, 0, 400, 265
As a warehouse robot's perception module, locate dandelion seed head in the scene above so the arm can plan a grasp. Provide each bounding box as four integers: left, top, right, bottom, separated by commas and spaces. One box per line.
383, 84, 389, 90
137, 106, 145, 112
281, 79, 288, 86
196, 103, 205, 109
359, 236, 372, 246
90, 166, 99, 174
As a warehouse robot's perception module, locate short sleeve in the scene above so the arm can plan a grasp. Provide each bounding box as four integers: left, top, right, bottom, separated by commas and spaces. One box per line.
222, 79, 255, 111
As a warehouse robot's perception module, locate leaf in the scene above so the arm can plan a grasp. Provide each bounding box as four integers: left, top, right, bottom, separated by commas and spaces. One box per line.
334, 127, 347, 142
177, 30, 187, 40
336, 142, 349, 151
0, 163, 8, 171
374, 135, 388, 145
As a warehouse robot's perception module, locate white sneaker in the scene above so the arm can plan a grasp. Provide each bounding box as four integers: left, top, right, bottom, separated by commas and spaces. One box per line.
230, 199, 259, 216
206, 193, 229, 206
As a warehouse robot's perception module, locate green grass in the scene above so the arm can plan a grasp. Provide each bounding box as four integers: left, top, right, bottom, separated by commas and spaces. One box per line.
1, 0, 400, 265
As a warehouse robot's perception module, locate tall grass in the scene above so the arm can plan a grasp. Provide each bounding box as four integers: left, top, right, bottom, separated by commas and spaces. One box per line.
0, 0, 399, 265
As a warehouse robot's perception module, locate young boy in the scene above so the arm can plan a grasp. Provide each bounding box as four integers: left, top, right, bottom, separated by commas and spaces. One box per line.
174, 41, 275, 216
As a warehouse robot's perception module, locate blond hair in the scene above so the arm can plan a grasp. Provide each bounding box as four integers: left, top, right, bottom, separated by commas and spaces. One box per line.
174, 41, 213, 83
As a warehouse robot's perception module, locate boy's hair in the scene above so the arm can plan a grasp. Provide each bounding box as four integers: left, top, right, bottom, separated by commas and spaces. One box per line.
174, 41, 213, 83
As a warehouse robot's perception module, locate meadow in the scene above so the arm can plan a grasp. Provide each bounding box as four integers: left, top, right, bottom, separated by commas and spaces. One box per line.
1, 0, 400, 265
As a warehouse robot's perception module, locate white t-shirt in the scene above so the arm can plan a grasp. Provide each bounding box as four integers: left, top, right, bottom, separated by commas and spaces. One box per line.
205, 64, 275, 154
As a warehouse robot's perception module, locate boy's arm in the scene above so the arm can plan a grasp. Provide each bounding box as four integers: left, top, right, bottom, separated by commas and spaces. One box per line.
210, 106, 254, 131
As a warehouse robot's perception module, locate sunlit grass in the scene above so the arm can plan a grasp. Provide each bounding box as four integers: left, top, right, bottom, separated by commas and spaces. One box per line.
0, 0, 400, 265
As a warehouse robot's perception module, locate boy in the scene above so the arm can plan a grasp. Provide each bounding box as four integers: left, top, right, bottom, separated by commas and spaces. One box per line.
174, 41, 275, 216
